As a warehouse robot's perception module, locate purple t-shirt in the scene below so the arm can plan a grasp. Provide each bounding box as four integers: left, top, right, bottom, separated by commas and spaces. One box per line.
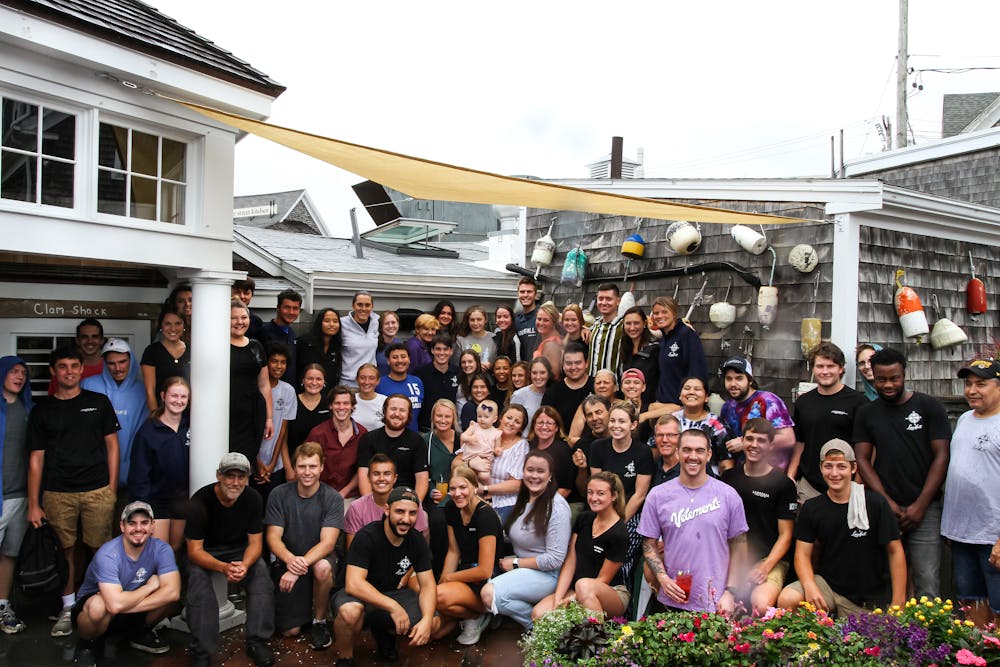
77, 536, 177, 600
343, 493, 428, 535
637, 477, 747, 612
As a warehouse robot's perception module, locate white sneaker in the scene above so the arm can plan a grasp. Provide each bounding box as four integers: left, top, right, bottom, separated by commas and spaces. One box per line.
51, 607, 72, 637
456, 614, 487, 645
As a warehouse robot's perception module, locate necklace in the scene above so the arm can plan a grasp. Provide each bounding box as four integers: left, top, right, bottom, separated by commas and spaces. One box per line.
681, 481, 703, 503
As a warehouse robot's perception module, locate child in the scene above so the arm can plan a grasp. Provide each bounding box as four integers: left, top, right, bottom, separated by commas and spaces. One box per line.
459, 399, 501, 484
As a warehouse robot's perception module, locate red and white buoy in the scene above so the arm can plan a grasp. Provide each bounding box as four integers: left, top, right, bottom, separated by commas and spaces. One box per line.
967, 251, 987, 320
894, 269, 929, 343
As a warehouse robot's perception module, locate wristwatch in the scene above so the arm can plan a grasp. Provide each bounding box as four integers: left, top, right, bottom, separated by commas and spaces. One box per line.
512, 557, 520, 569
724, 585, 737, 595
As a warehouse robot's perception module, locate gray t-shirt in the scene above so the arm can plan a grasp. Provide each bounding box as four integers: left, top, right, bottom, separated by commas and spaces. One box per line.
941, 410, 1000, 544
506, 492, 572, 572
264, 481, 344, 557
3, 399, 27, 499
259, 381, 297, 472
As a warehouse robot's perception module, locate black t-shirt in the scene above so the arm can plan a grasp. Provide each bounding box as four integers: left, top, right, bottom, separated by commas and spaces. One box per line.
186, 483, 264, 556
795, 489, 900, 605
793, 386, 867, 491
721, 466, 798, 563
533, 439, 576, 494
572, 511, 627, 587
445, 500, 503, 569
27, 389, 120, 492
852, 392, 951, 506
415, 364, 459, 432
288, 397, 331, 450
140, 341, 191, 394
589, 437, 654, 497
357, 428, 428, 489
542, 378, 594, 435
347, 519, 433, 592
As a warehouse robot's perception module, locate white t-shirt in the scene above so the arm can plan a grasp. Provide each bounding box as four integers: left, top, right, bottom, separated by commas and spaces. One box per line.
353, 393, 387, 433
941, 410, 1000, 544
259, 380, 297, 472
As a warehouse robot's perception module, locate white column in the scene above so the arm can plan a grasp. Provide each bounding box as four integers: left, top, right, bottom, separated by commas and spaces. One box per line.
830, 213, 861, 387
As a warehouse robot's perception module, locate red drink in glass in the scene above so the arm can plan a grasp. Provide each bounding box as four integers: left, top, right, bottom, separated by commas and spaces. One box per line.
676, 571, 692, 600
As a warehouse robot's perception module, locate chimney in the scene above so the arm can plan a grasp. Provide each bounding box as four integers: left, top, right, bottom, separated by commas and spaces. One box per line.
610, 136, 623, 179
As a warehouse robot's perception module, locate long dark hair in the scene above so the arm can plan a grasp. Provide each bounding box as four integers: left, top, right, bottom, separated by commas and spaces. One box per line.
458, 350, 484, 400
308, 308, 342, 351
619, 306, 651, 365
494, 304, 516, 358
504, 449, 557, 537
432, 300, 457, 337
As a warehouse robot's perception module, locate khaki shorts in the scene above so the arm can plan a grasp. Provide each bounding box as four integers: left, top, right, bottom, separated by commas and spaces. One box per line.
43, 485, 115, 549
783, 574, 868, 617
795, 477, 822, 505
612, 584, 630, 610
765, 560, 790, 589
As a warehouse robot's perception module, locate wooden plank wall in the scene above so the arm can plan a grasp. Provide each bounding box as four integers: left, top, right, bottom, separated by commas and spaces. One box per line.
525, 201, 829, 404
858, 225, 1000, 398
866, 147, 1000, 208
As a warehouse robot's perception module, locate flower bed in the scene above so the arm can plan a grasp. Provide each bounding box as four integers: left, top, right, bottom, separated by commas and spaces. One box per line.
521, 598, 1000, 666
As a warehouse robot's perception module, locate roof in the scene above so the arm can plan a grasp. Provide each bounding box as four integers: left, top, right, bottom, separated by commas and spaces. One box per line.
233, 189, 326, 235
942, 92, 1000, 137
3, 0, 284, 96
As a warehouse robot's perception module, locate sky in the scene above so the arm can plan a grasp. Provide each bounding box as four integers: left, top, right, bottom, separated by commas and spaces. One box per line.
151, 1, 1000, 236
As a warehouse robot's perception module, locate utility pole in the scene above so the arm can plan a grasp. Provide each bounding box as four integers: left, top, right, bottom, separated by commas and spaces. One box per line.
896, 0, 908, 149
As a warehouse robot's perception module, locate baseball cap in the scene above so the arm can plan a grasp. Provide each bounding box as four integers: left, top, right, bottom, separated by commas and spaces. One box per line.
621, 368, 646, 383
387, 487, 420, 506
819, 438, 856, 462
217, 452, 252, 475
957, 359, 1000, 380
101, 338, 131, 356
720, 356, 753, 378
121, 500, 154, 522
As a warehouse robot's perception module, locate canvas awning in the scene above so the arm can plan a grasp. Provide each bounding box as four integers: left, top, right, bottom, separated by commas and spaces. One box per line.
177, 99, 806, 225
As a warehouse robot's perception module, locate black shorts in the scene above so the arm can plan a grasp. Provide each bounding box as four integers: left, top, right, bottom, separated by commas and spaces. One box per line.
332, 588, 422, 630
71, 593, 146, 634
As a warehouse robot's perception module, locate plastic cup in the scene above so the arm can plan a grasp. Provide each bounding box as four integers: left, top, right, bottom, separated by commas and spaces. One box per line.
676, 571, 692, 599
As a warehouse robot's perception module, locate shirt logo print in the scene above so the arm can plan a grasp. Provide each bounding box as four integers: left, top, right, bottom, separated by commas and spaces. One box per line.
667, 342, 680, 358
395, 556, 412, 577
905, 411, 923, 431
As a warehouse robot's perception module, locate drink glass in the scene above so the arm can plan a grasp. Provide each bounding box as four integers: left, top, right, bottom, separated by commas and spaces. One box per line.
675, 569, 693, 600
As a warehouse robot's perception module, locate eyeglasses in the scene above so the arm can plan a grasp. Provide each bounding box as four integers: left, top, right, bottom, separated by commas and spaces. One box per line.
858, 360, 872, 367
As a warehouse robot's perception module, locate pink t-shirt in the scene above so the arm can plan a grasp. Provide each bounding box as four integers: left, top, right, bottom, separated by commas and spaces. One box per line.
460, 423, 500, 463
344, 493, 429, 535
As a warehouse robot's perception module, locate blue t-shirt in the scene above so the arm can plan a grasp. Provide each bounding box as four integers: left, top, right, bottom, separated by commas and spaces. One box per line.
376, 374, 424, 432
77, 536, 177, 600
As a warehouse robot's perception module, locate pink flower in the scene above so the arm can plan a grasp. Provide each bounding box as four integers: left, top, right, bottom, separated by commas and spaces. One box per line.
956, 649, 986, 666
983, 635, 1000, 647
734, 642, 751, 653
657, 619, 666, 630
678, 631, 696, 643
693, 617, 702, 629
864, 646, 881, 657
587, 617, 599, 624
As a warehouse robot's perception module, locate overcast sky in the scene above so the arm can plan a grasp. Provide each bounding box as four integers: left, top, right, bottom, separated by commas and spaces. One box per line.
152, 1, 1000, 236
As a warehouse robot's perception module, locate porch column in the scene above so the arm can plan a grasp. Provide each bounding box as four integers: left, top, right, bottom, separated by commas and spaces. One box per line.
829, 213, 861, 387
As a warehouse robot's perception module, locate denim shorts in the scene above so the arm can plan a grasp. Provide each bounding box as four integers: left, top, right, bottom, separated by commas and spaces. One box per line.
951, 540, 1000, 613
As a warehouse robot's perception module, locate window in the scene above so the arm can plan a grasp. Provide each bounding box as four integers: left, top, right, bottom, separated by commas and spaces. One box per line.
97, 122, 186, 224
1, 96, 76, 207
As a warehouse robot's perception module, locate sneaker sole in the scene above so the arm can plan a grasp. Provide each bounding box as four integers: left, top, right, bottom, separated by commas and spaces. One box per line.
456, 631, 482, 646
1, 625, 26, 634
51, 626, 72, 637
129, 641, 170, 654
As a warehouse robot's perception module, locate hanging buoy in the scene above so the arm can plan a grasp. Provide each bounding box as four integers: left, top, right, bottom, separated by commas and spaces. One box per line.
731, 225, 767, 255
757, 286, 778, 329
894, 269, 929, 343
666, 221, 702, 255
967, 251, 987, 319
789, 244, 818, 273
621, 234, 646, 259
929, 294, 968, 350
560, 247, 588, 287
709, 276, 736, 329
800, 272, 823, 357
530, 219, 556, 279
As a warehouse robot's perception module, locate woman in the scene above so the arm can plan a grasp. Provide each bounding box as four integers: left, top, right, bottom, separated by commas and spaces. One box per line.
568, 369, 619, 445
353, 363, 387, 432
489, 356, 513, 409
433, 465, 504, 645
164, 284, 193, 338
287, 364, 330, 454
510, 357, 552, 429
229, 300, 273, 463
856, 343, 882, 401
425, 399, 460, 577
531, 471, 628, 619
375, 310, 401, 377
618, 306, 659, 405
527, 406, 575, 499
493, 305, 520, 362
532, 303, 563, 359
561, 304, 590, 346
295, 307, 342, 385
405, 313, 440, 373
455, 305, 497, 370
433, 300, 458, 340
481, 404, 530, 523
510, 361, 529, 390
673, 375, 734, 474
140, 306, 190, 411
340, 291, 380, 386
460, 373, 492, 431
129, 376, 191, 551
481, 449, 571, 630
456, 349, 484, 417
588, 401, 653, 587
620, 368, 676, 446
651, 296, 707, 404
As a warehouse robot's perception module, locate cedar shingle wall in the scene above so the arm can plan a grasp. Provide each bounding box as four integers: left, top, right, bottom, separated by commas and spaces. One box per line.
869, 148, 1000, 208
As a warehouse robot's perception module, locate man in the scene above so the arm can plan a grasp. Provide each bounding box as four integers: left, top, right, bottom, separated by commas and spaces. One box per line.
0, 356, 33, 633
853, 346, 950, 599
777, 440, 906, 616
788, 342, 867, 503
588, 283, 624, 375
254, 342, 297, 500
376, 343, 424, 432
414, 335, 458, 432
186, 453, 275, 667
718, 356, 795, 466
639, 428, 748, 614
265, 442, 344, 650
344, 454, 428, 548
721, 418, 797, 614
307, 385, 366, 501
570, 394, 611, 498
651, 414, 681, 488
47, 318, 105, 394
81, 339, 149, 504
71, 502, 180, 665
514, 277, 540, 359
941, 359, 1000, 627
356, 395, 428, 502
233, 278, 264, 340
28, 346, 120, 637
257, 288, 302, 387
542, 342, 595, 433
332, 487, 438, 666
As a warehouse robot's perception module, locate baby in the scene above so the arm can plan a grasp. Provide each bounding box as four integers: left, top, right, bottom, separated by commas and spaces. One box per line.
459, 400, 501, 484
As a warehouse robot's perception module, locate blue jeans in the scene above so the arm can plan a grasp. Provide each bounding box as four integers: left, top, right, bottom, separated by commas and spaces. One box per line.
488, 567, 558, 629
902, 498, 942, 598
951, 541, 1000, 613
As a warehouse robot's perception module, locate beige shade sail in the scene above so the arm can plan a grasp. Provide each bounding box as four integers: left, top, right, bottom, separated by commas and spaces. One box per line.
178, 99, 805, 225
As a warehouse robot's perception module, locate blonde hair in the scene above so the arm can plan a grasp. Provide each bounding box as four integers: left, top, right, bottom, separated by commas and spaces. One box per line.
414, 313, 441, 331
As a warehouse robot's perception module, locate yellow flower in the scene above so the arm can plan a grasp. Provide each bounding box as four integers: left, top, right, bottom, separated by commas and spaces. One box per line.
935, 597, 942, 603
891, 604, 902, 611
965, 620, 976, 627
918, 614, 926, 622
945, 599, 953, 605
809, 642, 820, 650
925, 601, 934, 608
873, 608, 883, 615
621, 625, 633, 636
948, 629, 954, 635
955, 620, 963, 626
920, 596, 928, 603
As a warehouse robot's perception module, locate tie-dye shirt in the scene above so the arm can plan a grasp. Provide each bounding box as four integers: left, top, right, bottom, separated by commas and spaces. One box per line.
720, 390, 794, 438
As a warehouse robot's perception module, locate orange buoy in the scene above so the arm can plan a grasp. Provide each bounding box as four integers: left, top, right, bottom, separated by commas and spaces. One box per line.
894, 269, 928, 343
967, 252, 987, 317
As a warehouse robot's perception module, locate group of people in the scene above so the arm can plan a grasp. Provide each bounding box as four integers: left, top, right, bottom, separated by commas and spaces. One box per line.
0, 275, 997, 667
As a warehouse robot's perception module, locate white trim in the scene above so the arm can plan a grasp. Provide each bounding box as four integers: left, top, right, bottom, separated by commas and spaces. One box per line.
2, 317, 150, 357
844, 125, 1000, 175
829, 214, 860, 387
964, 95, 1000, 134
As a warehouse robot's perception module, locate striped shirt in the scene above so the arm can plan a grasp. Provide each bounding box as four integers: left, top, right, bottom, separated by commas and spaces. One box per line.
588, 315, 624, 375
488, 438, 529, 510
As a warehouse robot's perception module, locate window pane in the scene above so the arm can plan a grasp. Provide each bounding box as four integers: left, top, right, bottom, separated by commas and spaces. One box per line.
132, 131, 157, 176
41, 109, 75, 159
1, 151, 36, 202
130, 175, 156, 220
41, 158, 74, 207
161, 182, 185, 224
98, 123, 127, 169
97, 168, 126, 215
161, 138, 185, 182
2, 99, 38, 151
